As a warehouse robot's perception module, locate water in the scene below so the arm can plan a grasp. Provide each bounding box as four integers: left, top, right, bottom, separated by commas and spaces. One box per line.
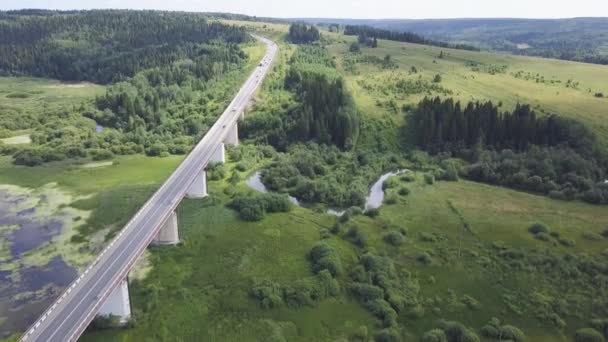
0, 189, 78, 337
246, 169, 410, 216
246, 172, 300, 205
364, 170, 408, 211
95, 125, 104, 133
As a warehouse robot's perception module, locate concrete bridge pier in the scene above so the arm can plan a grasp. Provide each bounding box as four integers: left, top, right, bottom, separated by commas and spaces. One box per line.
97, 278, 131, 323
152, 211, 179, 245
224, 123, 239, 146
210, 143, 225, 164
186, 171, 208, 198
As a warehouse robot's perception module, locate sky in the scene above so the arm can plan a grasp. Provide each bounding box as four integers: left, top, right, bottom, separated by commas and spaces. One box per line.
1, 0, 607, 19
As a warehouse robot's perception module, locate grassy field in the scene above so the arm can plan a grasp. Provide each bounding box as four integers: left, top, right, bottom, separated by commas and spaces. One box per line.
326, 35, 608, 148
0, 77, 103, 115
80, 147, 608, 341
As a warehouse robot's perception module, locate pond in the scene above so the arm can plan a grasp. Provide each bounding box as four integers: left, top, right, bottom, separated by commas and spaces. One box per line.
0, 185, 89, 338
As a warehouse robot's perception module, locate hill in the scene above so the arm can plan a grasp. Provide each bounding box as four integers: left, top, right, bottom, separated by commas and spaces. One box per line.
300, 17, 608, 64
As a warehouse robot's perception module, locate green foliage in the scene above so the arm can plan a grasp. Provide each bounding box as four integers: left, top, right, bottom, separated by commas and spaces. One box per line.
422, 329, 448, 342
229, 193, 293, 221
309, 243, 343, 277
346, 226, 368, 248
424, 173, 435, 185
0, 10, 249, 83
344, 25, 479, 51
288, 23, 320, 44
384, 231, 406, 246
436, 320, 480, 342
528, 223, 549, 235
575, 328, 605, 342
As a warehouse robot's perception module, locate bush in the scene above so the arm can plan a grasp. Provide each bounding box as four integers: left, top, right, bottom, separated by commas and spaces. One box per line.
251, 280, 283, 309
583, 231, 603, 241
309, 243, 343, 277
559, 237, 576, 247
535, 232, 551, 241
346, 226, 368, 247
400, 173, 416, 182
375, 328, 402, 342
528, 223, 549, 235
437, 320, 480, 342
422, 329, 448, 342
575, 328, 605, 342
365, 299, 398, 327
384, 195, 398, 205
417, 252, 433, 265
500, 325, 525, 341
350, 282, 384, 301
384, 231, 406, 246
424, 173, 435, 185
398, 186, 411, 196
601, 228, 608, 238
433, 74, 442, 83
364, 208, 380, 218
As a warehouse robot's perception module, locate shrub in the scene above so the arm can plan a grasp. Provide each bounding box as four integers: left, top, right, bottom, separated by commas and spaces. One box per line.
346, 226, 368, 247
398, 187, 410, 196
251, 280, 283, 309
350, 283, 384, 301
365, 299, 398, 327
437, 320, 480, 342
424, 173, 435, 185
601, 228, 608, 238
528, 223, 549, 235
330, 223, 342, 234
417, 252, 432, 265
575, 328, 604, 342
535, 232, 551, 241
500, 325, 525, 341
384, 195, 398, 205
384, 231, 406, 246
400, 173, 416, 182
559, 238, 576, 247
422, 329, 448, 342
365, 208, 380, 218
375, 328, 402, 342
462, 295, 480, 310
309, 243, 343, 277
433, 74, 442, 83
583, 231, 603, 241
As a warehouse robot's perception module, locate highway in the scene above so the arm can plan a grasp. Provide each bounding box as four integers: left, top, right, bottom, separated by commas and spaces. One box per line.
21, 35, 278, 342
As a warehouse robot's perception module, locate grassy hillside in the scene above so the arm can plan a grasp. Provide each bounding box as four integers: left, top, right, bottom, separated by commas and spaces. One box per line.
328, 36, 608, 149
304, 18, 608, 64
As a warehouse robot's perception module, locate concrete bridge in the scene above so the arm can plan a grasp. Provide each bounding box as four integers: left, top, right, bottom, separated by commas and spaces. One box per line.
20, 35, 278, 342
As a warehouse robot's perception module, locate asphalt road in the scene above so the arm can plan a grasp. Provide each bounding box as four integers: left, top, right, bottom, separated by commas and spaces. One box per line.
21, 35, 277, 342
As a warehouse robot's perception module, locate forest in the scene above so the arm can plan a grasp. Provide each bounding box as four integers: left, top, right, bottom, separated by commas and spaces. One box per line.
343, 25, 480, 51
410, 97, 608, 204
0, 10, 253, 166
288, 23, 321, 44
0, 10, 249, 83
243, 44, 359, 151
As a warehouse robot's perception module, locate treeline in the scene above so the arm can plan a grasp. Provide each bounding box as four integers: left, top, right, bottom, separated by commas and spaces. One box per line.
410, 97, 608, 204
411, 97, 594, 152
0, 10, 249, 83
344, 25, 479, 51
242, 45, 359, 150
288, 23, 320, 44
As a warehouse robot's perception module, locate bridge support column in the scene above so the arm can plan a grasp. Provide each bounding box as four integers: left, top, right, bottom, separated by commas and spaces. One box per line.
224, 124, 239, 146
186, 171, 207, 198
153, 211, 179, 245
210, 143, 225, 164
98, 278, 131, 323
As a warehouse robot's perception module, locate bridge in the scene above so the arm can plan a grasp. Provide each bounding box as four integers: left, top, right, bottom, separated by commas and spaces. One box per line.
20, 35, 278, 342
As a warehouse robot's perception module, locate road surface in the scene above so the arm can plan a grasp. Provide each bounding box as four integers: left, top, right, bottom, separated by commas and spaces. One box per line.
21, 34, 277, 342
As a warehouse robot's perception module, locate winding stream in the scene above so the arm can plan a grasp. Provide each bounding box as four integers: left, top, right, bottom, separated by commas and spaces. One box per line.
246, 170, 409, 216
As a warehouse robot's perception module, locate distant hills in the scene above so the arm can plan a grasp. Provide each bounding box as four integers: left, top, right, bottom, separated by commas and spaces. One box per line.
297, 17, 608, 64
